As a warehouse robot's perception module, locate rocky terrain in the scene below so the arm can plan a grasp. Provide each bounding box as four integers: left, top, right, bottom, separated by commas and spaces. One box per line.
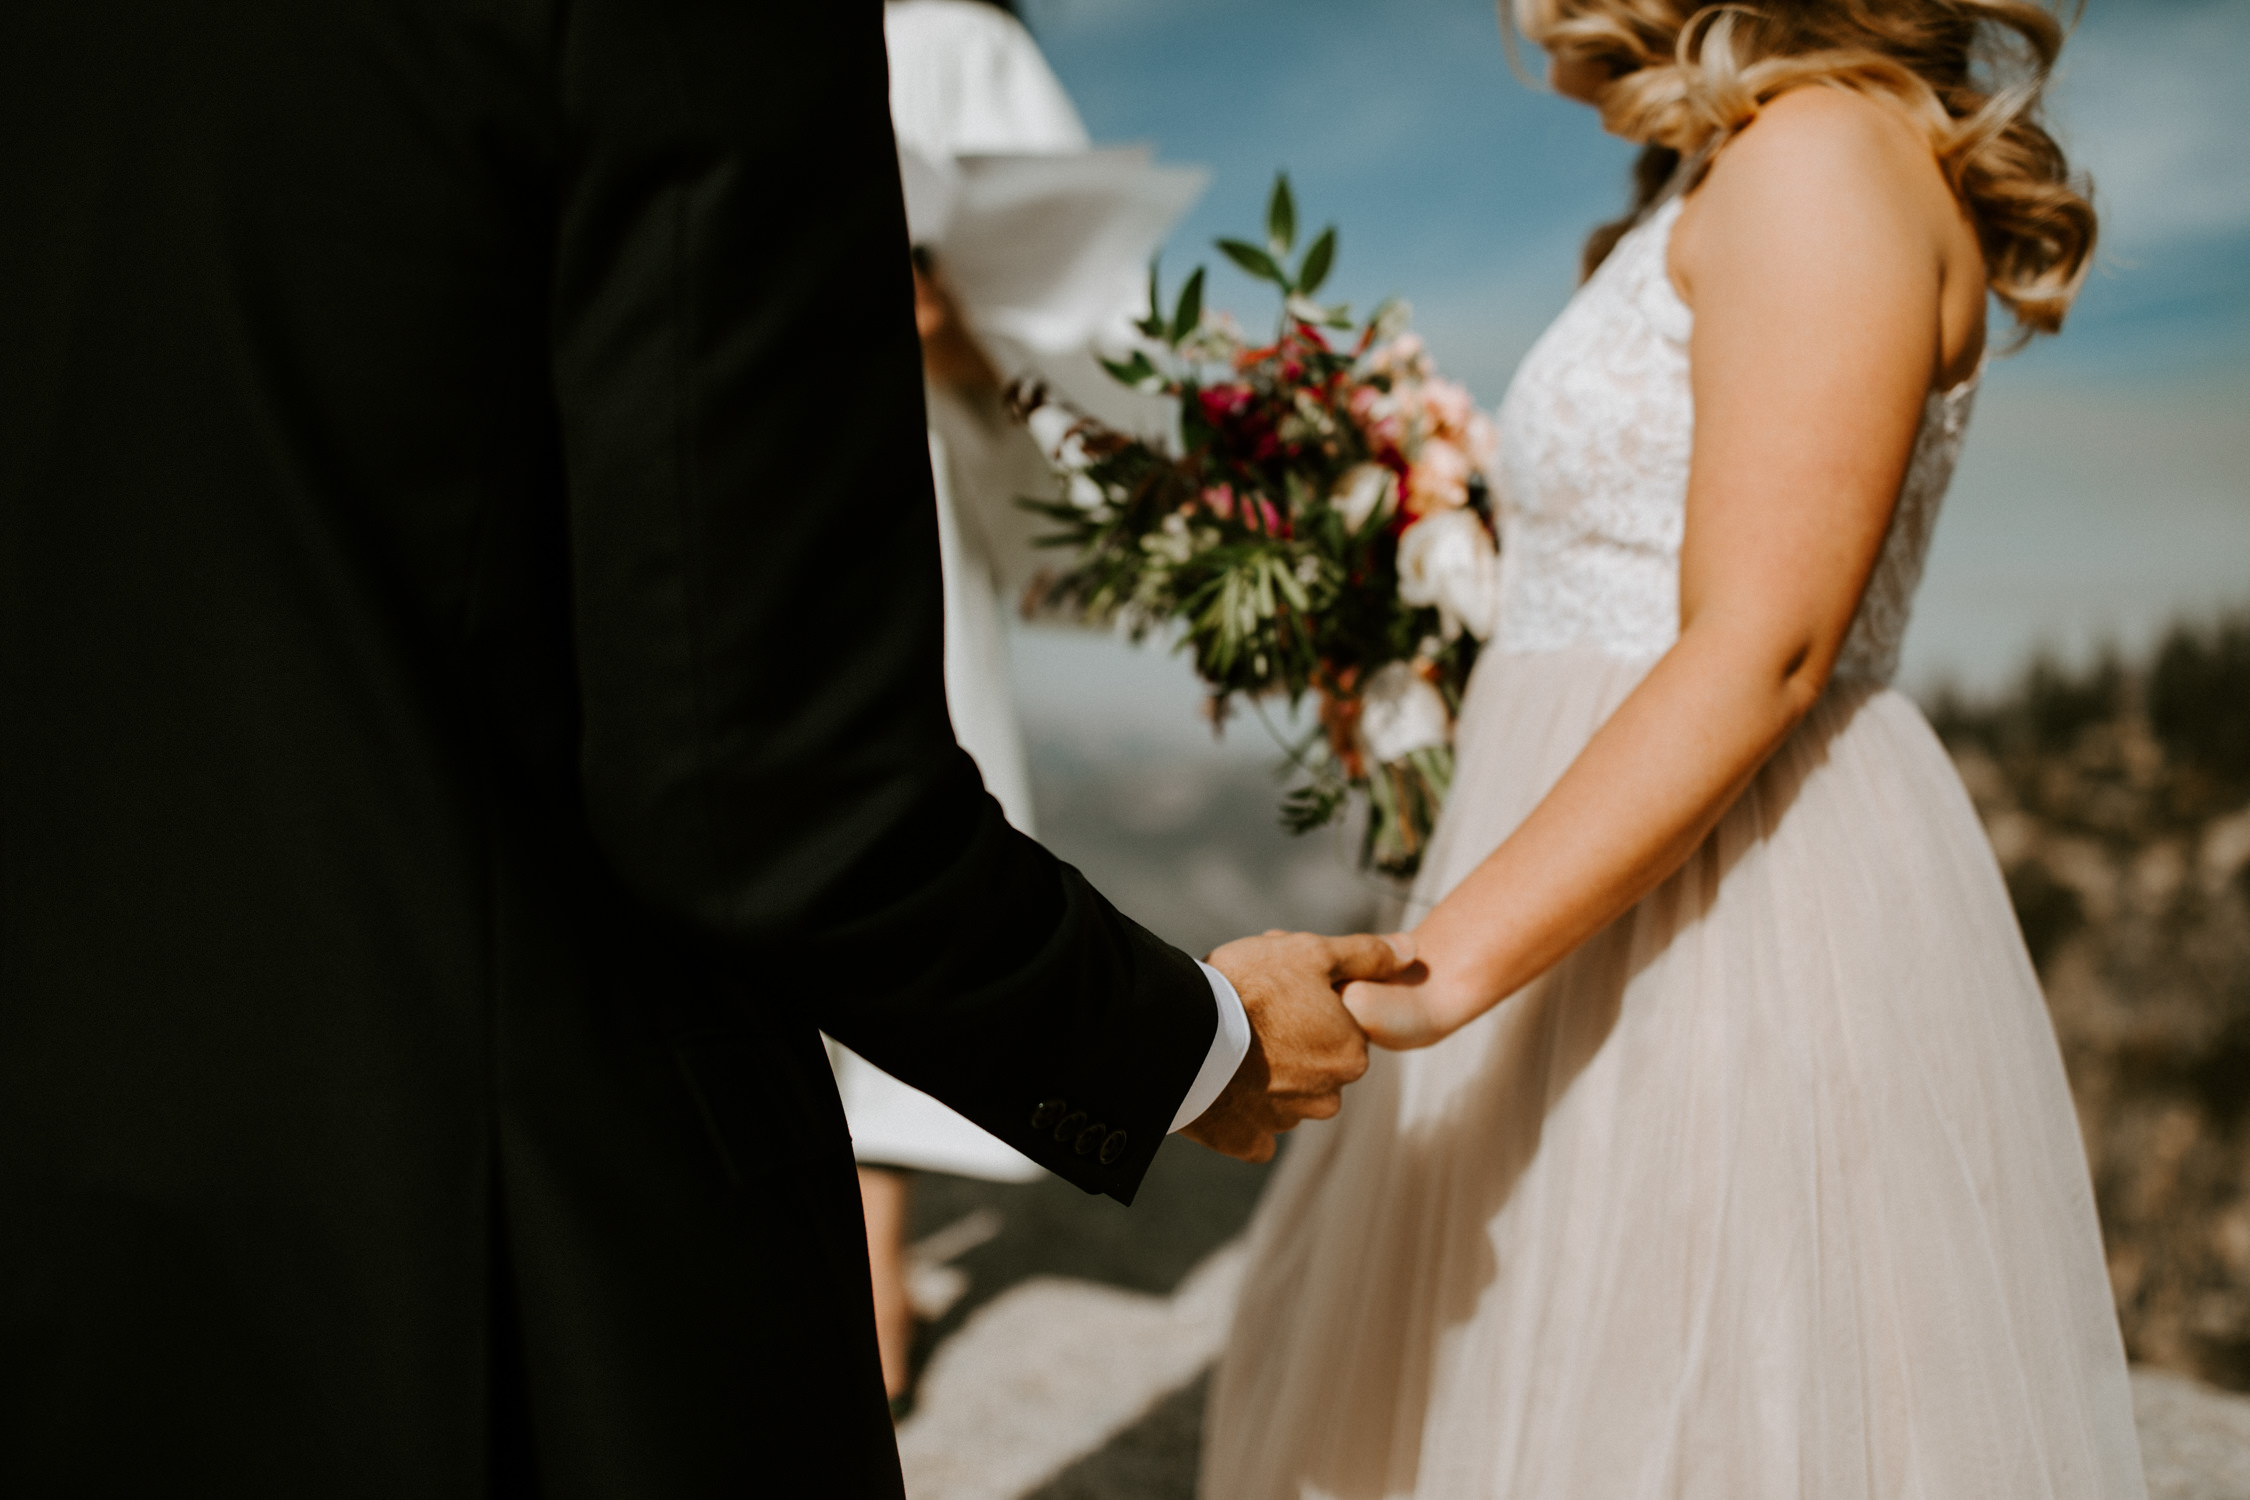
1932, 610, 2250, 1392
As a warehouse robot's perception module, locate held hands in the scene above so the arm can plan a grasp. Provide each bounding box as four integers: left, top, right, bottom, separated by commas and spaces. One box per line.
1184, 931, 1413, 1163
1339, 965, 1449, 1051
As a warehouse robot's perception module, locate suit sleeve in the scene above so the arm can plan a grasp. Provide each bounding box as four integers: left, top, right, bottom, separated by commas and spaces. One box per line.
545, 0, 1212, 1201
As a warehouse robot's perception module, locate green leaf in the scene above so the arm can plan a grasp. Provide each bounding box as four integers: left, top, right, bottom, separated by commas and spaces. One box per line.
1169, 267, 1205, 345
1267, 173, 1297, 257
1274, 557, 1310, 612
1296, 227, 1336, 297
1217, 238, 1288, 287
1136, 259, 1166, 339
1099, 351, 1159, 388
1281, 780, 1348, 835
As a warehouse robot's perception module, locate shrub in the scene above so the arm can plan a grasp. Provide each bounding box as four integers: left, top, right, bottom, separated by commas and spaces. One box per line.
2150, 611, 2250, 802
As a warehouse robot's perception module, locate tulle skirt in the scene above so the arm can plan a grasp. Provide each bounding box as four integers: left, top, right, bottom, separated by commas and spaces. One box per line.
1201, 646, 2145, 1499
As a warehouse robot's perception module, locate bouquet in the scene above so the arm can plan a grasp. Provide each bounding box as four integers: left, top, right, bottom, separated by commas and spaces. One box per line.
1011, 176, 1502, 877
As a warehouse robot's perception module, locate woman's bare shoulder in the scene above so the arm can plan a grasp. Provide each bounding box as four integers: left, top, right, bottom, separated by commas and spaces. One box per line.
1714, 86, 1944, 211
1674, 86, 1956, 300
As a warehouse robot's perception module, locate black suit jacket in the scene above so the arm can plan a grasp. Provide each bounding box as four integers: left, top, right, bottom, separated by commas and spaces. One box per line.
0, 2, 1215, 1494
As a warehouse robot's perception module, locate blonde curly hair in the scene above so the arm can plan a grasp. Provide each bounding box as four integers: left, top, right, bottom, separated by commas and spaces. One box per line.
1514, 0, 2097, 334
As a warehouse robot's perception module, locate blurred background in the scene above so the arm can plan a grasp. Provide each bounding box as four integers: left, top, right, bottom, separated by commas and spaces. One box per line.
892, 2, 2250, 1494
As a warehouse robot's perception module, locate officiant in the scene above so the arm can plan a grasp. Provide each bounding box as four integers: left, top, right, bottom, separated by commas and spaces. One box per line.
833, 0, 1116, 1411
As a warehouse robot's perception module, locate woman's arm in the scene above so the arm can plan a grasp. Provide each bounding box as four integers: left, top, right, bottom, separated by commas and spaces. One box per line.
1346, 88, 1980, 1048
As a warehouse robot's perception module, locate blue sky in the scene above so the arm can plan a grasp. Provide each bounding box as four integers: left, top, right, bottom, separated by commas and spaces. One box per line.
1003, 0, 2250, 729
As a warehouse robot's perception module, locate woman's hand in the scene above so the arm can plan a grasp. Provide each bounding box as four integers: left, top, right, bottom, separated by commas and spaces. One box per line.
1340, 965, 1453, 1051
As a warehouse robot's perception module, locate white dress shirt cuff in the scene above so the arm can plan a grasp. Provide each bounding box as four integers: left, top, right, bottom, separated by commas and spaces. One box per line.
1170, 961, 1252, 1133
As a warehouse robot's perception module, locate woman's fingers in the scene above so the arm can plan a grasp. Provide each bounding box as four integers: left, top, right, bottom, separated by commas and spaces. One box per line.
1321, 931, 1416, 986
1344, 978, 1446, 1052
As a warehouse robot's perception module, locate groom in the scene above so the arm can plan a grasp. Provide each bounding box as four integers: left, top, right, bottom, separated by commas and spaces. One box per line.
0, 2, 1401, 1496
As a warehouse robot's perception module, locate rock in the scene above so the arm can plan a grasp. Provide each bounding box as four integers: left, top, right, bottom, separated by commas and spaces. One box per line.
1933, 623, 2250, 1395
2134, 1367, 2250, 1500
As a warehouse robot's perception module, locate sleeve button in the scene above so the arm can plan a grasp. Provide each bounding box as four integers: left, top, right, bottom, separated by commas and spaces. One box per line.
1074, 1121, 1108, 1156
1031, 1099, 1067, 1132
1053, 1110, 1089, 1143
1098, 1130, 1129, 1165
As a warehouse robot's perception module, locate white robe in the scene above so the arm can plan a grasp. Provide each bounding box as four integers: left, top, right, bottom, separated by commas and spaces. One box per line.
827, 0, 1089, 1181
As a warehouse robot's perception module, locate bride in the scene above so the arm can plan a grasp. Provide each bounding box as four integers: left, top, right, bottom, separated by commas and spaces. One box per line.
1203, 1, 2145, 1496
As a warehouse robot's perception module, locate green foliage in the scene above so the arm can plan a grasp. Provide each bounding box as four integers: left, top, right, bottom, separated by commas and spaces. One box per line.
1281, 779, 1349, 836
1169, 268, 1205, 345
1296, 227, 1336, 298
1930, 612, 2250, 792
1014, 170, 1491, 877
1136, 260, 1168, 341
2151, 610, 2250, 796
1925, 608, 2250, 833
1267, 173, 1297, 257
2023, 651, 2127, 753
1098, 350, 1160, 389
1217, 237, 1288, 287
1929, 649, 2125, 758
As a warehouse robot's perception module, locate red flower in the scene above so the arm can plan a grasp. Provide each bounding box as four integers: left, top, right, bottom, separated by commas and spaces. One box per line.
1198, 384, 1255, 425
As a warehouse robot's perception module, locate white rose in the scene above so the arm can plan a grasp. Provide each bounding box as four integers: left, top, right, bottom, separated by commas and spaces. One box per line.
1358, 660, 1451, 764
1330, 462, 1398, 533
1024, 402, 1079, 464
1396, 508, 1500, 642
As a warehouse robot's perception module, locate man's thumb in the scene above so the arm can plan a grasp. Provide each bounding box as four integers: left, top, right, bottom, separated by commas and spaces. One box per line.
1324, 931, 1415, 984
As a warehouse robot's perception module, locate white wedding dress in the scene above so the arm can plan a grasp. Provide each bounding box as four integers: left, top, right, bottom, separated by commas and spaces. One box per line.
1201, 194, 2146, 1497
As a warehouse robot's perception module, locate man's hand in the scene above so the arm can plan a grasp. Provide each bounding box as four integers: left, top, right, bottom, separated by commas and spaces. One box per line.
1183, 931, 1413, 1163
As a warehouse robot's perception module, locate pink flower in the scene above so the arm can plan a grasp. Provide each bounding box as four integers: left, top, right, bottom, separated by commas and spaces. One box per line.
1422, 379, 1475, 437
1200, 482, 1284, 534
1405, 438, 1471, 515
1359, 335, 1431, 384
1350, 387, 1408, 457
1462, 411, 1499, 476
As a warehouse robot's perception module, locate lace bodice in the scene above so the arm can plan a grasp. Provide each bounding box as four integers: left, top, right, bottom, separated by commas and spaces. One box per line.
1490, 195, 1976, 684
